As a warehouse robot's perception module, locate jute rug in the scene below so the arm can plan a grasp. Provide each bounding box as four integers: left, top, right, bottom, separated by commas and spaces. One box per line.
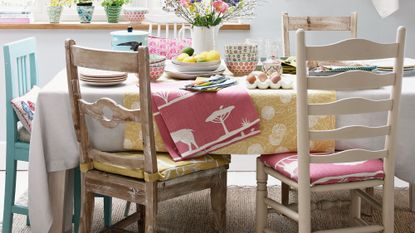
10, 186, 415, 233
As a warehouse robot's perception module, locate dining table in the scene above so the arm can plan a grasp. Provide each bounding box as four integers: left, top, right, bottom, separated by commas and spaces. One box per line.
28, 66, 415, 233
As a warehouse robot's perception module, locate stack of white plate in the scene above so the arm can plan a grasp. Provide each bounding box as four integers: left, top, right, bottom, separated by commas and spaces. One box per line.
79, 68, 128, 86
165, 60, 226, 79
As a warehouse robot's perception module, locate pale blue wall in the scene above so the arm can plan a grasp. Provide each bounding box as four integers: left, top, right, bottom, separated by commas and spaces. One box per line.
1, 0, 415, 142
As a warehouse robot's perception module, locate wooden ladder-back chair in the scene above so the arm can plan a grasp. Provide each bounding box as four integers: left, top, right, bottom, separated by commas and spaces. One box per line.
281, 12, 358, 57
256, 27, 406, 233
65, 39, 229, 233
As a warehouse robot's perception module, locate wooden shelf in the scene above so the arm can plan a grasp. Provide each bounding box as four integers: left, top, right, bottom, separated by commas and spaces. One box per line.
0, 22, 250, 30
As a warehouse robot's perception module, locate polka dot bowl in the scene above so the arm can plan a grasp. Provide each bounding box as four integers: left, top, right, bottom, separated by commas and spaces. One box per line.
123, 8, 148, 24
149, 62, 165, 81
225, 61, 258, 76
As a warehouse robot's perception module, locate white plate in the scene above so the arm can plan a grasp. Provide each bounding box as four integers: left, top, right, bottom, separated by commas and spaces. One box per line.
165, 61, 226, 80
365, 58, 415, 69
171, 60, 221, 72
81, 79, 126, 86
79, 68, 128, 78
80, 75, 127, 82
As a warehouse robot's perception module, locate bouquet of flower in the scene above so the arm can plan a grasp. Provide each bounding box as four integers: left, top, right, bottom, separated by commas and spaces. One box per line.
163, 0, 257, 27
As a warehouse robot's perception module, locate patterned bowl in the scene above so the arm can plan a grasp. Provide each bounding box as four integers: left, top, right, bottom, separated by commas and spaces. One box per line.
225, 43, 258, 54
149, 62, 165, 81
225, 53, 257, 62
225, 61, 258, 76
123, 8, 148, 23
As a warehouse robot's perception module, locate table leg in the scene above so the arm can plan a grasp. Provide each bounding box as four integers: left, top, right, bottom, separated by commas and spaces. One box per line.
48, 170, 73, 233
410, 182, 415, 212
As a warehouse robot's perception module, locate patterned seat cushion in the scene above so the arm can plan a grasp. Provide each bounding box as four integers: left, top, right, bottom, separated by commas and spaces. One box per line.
260, 152, 384, 186
93, 152, 230, 181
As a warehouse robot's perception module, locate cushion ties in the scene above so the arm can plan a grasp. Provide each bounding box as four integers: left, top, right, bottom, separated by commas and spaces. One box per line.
80, 162, 94, 173
144, 172, 159, 182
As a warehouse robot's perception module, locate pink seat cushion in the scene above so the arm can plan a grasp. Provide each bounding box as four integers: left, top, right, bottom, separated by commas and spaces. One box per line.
260, 152, 384, 186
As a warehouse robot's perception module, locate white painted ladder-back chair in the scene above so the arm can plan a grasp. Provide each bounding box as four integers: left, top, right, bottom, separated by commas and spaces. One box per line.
256, 27, 406, 233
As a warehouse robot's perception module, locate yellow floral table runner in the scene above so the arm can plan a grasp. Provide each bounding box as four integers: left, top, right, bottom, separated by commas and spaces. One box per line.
123, 88, 335, 155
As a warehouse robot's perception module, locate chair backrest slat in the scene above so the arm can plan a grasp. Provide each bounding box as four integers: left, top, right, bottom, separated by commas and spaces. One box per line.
310, 149, 388, 163
282, 12, 357, 57
79, 98, 141, 128
308, 98, 393, 115
306, 39, 399, 61
65, 39, 158, 175
286, 16, 353, 31
71, 46, 140, 73
308, 72, 395, 90
295, 27, 405, 179
309, 125, 391, 140
3, 37, 38, 144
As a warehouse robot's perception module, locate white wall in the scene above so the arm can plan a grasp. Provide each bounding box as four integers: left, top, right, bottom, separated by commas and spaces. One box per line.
1, 0, 415, 144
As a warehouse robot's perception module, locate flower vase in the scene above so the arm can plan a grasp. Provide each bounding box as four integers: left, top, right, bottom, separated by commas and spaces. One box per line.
77, 5, 95, 23
47, 6, 63, 23
105, 6, 122, 23
191, 25, 220, 53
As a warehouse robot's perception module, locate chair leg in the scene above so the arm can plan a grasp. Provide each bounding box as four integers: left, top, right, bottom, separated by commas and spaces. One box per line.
124, 201, 132, 217
210, 171, 227, 233
145, 182, 157, 233
382, 174, 395, 233
350, 189, 361, 222
382, 181, 394, 233
281, 182, 290, 206
73, 167, 81, 233
256, 158, 268, 233
2, 158, 17, 233
103, 196, 112, 227
79, 177, 95, 233
410, 183, 415, 212
136, 204, 145, 232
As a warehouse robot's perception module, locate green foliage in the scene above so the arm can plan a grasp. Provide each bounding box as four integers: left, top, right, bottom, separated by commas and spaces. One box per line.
76, 0, 94, 6
101, 0, 130, 7
49, 0, 73, 7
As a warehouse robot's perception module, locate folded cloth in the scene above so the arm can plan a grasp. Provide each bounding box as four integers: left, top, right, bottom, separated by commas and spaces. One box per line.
151, 81, 260, 161
372, 0, 399, 18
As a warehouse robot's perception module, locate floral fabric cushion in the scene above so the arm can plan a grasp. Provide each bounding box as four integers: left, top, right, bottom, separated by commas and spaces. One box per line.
260, 152, 384, 186
93, 152, 230, 181
11, 86, 40, 132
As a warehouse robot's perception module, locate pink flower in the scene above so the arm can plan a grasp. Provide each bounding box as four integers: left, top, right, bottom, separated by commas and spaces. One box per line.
180, 0, 191, 7
212, 0, 229, 14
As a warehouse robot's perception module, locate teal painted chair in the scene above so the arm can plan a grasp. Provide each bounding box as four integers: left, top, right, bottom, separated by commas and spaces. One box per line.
2, 37, 112, 233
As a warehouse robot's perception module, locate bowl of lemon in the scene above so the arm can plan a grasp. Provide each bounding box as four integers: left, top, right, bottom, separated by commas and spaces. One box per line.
172, 47, 222, 72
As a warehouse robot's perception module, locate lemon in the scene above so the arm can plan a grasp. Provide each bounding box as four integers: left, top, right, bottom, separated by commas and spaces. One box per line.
181, 47, 195, 56
206, 50, 221, 61
182, 56, 197, 63
176, 53, 190, 62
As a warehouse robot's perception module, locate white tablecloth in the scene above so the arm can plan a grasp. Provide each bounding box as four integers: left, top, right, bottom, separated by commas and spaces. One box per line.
28, 70, 415, 232
372, 0, 399, 18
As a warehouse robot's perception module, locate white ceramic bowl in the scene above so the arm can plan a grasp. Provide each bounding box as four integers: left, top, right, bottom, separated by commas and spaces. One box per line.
225, 53, 257, 62
225, 43, 258, 54
171, 60, 221, 72
123, 7, 148, 23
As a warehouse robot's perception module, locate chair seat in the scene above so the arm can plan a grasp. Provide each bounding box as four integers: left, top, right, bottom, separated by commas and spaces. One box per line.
17, 122, 30, 143
260, 152, 384, 186
93, 152, 230, 181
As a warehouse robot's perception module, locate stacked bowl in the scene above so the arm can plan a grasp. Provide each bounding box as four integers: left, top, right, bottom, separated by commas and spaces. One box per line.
225, 43, 258, 76
149, 54, 166, 81
123, 7, 148, 24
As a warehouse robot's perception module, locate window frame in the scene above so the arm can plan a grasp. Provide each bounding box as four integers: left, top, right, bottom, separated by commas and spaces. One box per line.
31, 0, 184, 22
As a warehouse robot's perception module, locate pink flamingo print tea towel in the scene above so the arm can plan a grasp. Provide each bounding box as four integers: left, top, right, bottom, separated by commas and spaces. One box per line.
151, 81, 260, 161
